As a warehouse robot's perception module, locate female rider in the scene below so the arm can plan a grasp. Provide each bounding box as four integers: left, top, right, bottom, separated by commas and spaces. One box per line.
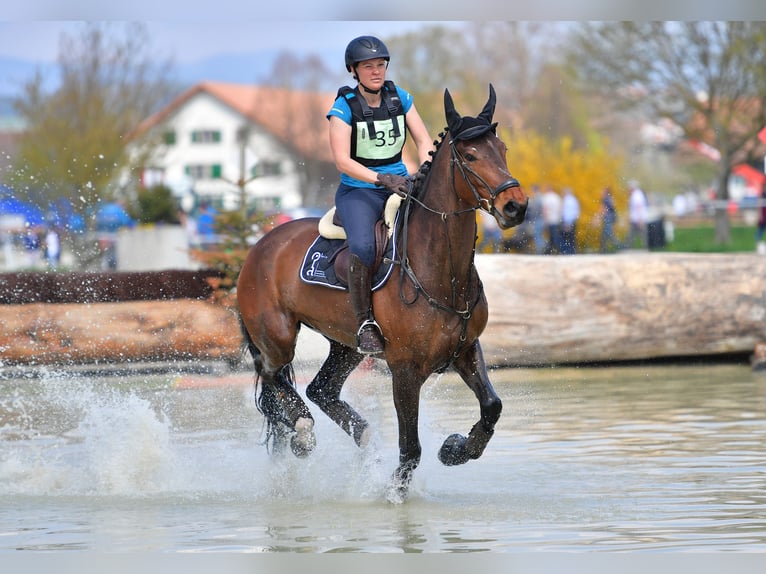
327, 35, 434, 355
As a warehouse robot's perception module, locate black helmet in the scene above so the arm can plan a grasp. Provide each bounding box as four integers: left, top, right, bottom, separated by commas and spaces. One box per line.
344, 36, 390, 72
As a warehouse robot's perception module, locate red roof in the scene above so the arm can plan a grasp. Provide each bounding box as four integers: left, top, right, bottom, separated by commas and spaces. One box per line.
732, 163, 766, 187
130, 81, 337, 163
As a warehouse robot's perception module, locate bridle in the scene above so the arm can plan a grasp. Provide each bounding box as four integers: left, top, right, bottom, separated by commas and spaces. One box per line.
394, 133, 520, 364
449, 139, 521, 216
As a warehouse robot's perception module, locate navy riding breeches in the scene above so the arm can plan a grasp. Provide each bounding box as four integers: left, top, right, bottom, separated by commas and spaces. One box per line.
334, 183, 391, 268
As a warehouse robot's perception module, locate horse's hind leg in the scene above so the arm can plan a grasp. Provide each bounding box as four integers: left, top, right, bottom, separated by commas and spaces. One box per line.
305, 340, 369, 447
257, 365, 316, 458
438, 340, 502, 466
241, 317, 316, 458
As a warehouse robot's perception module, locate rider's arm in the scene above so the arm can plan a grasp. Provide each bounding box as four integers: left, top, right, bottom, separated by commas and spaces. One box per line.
328, 115, 380, 184
405, 104, 435, 166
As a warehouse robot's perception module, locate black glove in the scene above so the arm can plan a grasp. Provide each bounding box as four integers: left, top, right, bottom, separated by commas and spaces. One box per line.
376, 173, 410, 198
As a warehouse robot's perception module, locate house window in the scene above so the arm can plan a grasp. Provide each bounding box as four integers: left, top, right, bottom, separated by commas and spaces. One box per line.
250, 160, 282, 178
185, 164, 223, 179
191, 130, 222, 143
162, 131, 176, 145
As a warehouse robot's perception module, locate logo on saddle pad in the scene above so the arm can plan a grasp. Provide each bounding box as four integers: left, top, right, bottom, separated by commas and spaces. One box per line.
306, 252, 327, 279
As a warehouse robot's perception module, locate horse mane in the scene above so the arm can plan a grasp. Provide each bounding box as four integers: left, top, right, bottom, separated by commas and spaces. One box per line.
409, 127, 449, 199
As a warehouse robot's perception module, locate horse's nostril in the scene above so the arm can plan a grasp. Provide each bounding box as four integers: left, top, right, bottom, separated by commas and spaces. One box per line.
503, 201, 522, 220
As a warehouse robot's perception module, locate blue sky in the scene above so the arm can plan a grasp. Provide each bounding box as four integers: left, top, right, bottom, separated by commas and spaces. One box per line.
3, 0, 765, 66
0, 21, 439, 64
1, 2, 764, 97
0, 21, 452, 97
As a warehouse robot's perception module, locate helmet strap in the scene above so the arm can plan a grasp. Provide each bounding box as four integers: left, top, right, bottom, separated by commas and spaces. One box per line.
360, 82, 381, 95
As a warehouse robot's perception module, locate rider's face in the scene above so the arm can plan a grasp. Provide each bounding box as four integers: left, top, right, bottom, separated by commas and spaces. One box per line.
355, 58, 387, 90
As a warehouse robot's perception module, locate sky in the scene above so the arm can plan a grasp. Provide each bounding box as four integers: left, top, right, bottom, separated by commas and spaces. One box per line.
0, 21, 454, 97
1, 2, 765, 98
0, 21, 440, 65
2, 0, 765, 65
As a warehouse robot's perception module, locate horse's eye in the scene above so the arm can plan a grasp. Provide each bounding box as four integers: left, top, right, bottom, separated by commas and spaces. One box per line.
464, 153, 477, 161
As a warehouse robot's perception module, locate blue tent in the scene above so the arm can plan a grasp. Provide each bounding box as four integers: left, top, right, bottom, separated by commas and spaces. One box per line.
46, 198, 85, 233
0, 190, 45, 227
95, 202, 135, 232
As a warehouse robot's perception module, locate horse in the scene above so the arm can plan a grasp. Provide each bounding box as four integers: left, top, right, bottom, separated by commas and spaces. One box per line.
236, 84, 528, 501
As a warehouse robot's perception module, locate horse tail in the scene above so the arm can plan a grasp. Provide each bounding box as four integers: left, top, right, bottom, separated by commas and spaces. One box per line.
238, 311, 298, 452
238, 312, 261, 369
237, 311, 295, 389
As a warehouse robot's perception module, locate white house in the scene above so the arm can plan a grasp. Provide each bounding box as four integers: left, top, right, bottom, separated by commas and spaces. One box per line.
128, 81, 339, 214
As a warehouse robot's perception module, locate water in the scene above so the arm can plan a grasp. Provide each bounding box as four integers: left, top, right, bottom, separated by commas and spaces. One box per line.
1, 362, 766, 553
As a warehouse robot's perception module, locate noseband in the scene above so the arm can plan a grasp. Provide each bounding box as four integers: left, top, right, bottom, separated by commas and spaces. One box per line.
449, 140, 520, 215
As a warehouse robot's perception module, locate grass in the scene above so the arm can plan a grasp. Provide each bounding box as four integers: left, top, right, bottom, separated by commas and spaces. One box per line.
665, 224, 759, 253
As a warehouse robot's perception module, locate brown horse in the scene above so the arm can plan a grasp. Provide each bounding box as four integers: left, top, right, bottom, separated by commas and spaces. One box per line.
237, 85, 527, 501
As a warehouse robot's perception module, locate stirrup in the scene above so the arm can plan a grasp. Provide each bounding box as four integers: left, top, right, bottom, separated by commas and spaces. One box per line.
356, 319, 384, 354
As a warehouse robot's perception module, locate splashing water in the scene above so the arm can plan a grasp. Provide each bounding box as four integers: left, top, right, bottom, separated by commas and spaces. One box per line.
3, 364, 765, 552
0, 369, 398, 503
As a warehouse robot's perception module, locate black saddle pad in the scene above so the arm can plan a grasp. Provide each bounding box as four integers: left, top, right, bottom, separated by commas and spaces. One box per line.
299, 218, 398, 292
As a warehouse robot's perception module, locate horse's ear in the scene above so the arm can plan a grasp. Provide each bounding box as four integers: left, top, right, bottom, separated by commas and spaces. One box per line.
478, 84, 496, 124
444, 88, 461, 134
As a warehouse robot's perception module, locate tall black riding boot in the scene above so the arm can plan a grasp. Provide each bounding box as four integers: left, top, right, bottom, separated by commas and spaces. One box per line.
348, 253, 385, 355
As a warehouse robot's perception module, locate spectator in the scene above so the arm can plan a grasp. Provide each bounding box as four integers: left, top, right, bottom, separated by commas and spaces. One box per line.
599, 187, 619, 253
178, 209, 199, 249
23, 229, 41, 268
526, 184, 545, 254
541, 185, 562, 254
756, 182, 766, 255
560, 187, 580, 255
45, 227, 61, 269
672, 193, 688, 218
196, 202, 216, 249
626, 180, 648, 249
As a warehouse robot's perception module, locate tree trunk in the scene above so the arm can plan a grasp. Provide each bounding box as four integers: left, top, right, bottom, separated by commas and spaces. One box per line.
477, 253, 766, 366
0, 299, 240, 366
2, 253, 766, 368
714, 165, 732, 245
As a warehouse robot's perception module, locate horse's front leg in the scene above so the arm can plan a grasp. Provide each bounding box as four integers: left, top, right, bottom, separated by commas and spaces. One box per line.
438, 340, 502, 466
387, 365, 426, 502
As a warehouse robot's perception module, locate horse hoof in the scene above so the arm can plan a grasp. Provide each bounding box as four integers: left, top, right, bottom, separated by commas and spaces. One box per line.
438, 433, 470, 466
385, 478, 409, 504
290, 417, 316, 458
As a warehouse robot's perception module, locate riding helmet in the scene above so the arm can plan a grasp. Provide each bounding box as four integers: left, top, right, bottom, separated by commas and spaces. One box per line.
344, 36, 390, 71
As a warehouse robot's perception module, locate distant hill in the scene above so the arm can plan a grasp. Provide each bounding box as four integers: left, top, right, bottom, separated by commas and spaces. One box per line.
0, 48, 342, 102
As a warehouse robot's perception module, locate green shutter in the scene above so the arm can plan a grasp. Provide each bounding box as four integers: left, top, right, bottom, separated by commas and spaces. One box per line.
211, 164, 222, 178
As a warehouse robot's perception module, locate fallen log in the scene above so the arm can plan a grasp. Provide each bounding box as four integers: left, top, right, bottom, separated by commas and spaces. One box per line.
477, 252, 766, 366
1, 253, 765, 368
0, 299, 241, 367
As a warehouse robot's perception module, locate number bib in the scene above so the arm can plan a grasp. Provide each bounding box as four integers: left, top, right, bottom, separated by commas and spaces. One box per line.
353, 115, 406, 162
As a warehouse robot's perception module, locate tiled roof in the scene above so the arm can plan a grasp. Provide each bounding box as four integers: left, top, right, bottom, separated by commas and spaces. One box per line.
131, 81, 337, 163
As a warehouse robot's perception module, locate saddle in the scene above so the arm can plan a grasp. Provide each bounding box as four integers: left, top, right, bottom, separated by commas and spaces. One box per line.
300, 195, 402, 291
319, 193, 401, 284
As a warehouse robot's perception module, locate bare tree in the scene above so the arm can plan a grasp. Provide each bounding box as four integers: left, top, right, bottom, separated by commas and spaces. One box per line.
570, 21, 766, 244
10, 22, 176, 221
260, 52, 339, 208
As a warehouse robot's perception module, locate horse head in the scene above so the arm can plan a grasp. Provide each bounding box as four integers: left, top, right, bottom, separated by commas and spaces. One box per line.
444, 84, 528, 229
